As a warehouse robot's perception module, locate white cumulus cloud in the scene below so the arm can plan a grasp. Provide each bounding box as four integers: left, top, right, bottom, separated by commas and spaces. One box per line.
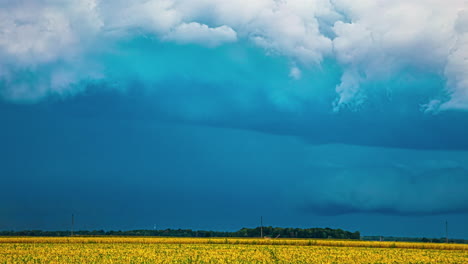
0, 0, 103, 101
164, 22, 237, 47
0, 0, 468, 111
440, 10, 468, 110
331, 0, 467, 111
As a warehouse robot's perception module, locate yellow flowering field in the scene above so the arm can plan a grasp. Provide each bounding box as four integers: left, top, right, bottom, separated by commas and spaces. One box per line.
0, 237, 467, 263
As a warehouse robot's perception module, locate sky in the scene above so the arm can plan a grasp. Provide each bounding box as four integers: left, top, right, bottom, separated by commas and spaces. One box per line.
1, 0, 468, 238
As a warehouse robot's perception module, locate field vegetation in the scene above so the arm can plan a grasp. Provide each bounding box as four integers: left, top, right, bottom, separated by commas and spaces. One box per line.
1, 237, 467, 263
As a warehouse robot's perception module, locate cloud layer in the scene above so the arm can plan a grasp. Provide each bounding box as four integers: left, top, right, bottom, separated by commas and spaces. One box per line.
2, 101, 468, 221
1, 0, 468, 111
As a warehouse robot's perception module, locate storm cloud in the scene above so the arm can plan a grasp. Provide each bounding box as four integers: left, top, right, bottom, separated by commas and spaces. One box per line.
1, 1, 468, 237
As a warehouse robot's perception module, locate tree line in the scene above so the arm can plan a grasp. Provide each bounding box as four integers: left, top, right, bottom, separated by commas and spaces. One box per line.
0, 226, 360, 239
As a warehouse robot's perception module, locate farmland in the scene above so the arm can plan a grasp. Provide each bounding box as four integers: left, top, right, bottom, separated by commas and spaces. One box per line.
1, 237, 467, 263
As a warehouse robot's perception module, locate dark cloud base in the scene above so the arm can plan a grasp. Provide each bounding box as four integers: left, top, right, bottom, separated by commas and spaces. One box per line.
302, 203, 468, 217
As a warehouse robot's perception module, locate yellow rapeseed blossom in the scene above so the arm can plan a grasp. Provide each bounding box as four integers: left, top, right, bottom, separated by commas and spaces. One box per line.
0, 237, 466, 263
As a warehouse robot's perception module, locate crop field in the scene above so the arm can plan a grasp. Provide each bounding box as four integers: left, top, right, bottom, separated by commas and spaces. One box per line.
0, 237, 467, 263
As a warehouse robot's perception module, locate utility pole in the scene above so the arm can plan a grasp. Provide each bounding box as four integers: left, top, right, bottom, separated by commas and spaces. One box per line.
71, 214, 74, 237
446, 221, 448, 243
260, 216, 263, 238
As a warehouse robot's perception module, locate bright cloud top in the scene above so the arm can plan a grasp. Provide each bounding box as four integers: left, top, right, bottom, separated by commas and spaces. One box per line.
1, 0, 468, 111
164, 23, 237, 47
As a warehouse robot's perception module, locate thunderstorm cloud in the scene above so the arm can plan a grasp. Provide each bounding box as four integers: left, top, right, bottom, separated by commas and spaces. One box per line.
1, 0, 468, 236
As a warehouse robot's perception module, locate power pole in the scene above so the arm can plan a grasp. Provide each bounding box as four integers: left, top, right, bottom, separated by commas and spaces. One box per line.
260, 216, 263, 238
446, 221, 448, 243
71, 214, 74, 237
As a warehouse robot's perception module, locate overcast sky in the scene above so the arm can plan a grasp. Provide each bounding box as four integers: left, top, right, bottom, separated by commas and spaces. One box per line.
1, 0, 468, 238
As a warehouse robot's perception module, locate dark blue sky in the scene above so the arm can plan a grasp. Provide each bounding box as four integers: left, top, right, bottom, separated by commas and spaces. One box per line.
1, 89, 468, 238
1, 0, 468, 238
